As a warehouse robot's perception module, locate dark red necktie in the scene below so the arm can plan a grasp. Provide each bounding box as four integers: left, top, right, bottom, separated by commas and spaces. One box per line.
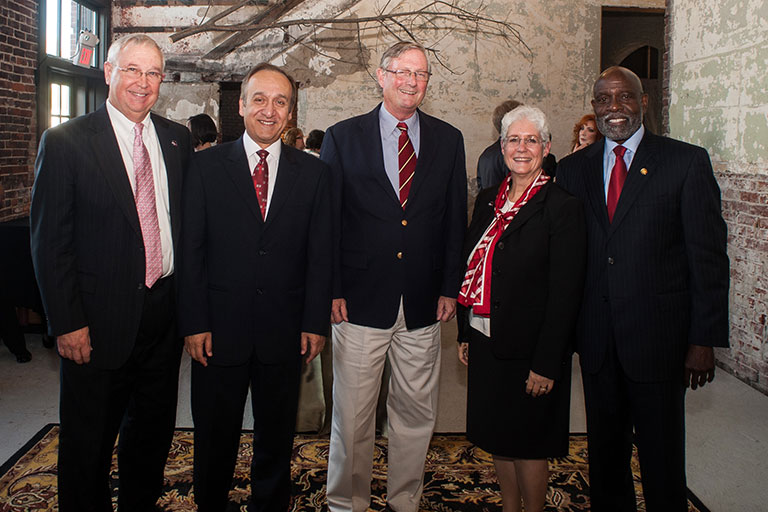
252, 149, 268, 219
397, 122, 417, 208
607, 145, 627, 223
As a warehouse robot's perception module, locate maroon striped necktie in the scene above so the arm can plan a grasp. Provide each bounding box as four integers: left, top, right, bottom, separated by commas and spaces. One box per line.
397, 122, 417, 208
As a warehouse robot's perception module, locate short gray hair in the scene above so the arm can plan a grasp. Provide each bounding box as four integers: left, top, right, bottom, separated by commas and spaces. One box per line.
379, 41, 431, 73
500, 105, 550, 143
107, 34, 165, 72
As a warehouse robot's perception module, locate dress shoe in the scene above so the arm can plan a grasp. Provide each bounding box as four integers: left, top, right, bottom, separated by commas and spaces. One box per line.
15, 350, 32, 363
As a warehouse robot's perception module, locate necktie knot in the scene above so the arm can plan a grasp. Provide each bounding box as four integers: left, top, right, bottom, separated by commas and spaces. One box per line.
397, 122, 408, 134
134, 123, 144, 138
613, 145, 626, 159
257, 149, 269, 161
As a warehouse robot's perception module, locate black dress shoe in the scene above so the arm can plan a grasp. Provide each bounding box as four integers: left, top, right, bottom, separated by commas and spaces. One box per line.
15, 350, 32, 363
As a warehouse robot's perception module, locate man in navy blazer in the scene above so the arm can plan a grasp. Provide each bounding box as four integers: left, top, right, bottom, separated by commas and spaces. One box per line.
177, 63, 331, 511
557, 67, 729, 511
321, 41, 467, 512
31, 35, 192, 511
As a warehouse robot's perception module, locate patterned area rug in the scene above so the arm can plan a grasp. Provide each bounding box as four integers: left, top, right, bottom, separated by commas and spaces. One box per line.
0, 424, 710, 511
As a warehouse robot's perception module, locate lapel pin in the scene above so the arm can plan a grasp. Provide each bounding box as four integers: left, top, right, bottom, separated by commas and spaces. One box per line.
640, 167, 648, 175
171, 140, 178, 146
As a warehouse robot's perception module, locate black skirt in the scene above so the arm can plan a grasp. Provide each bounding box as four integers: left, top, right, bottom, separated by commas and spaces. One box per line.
465, 327, 571, 459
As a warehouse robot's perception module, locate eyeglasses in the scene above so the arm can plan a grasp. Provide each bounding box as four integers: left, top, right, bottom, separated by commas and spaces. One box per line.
385, 69, 431, 82
117, 66, 164, 83
503, 136, 543, 148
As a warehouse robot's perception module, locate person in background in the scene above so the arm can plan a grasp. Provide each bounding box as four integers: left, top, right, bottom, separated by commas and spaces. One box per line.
305, 129, 325, 157
282, 126, 305, 150
458, 105, 586, 512
569, 113, 602, 154
31, 34, 192, 511
557, 66, 729, 511
321, 41, 467, 512
476, 99, 521, 190
187, 113, 218, 151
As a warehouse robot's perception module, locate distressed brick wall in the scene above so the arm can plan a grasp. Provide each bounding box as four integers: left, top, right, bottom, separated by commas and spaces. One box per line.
0, 0, 38, 221
717, 169, 768, 393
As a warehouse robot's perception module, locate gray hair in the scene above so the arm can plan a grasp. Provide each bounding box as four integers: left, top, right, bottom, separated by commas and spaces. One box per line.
379, 41, 431, 73
500, 105, 551, 143
107, 34, 165, 72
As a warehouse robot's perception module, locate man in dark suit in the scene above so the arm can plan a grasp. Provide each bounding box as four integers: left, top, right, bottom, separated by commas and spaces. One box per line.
31, 35, 192, 511
557, 66, 729, 511
177, 63, 331, 512
321, 41, 467, 512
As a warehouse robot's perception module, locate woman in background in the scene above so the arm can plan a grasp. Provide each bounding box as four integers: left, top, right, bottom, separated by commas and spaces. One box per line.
187, 113, 218, 152
569, 113, 602, 154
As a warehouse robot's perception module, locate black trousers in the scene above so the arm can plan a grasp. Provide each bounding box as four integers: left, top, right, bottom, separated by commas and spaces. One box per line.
57, 277, 182, 512
0, 300, 27, 355
191, 352, 302, 512
582, 340, 687, 512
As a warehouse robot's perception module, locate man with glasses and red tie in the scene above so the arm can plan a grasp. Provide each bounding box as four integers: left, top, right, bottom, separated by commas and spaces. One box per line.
31, 35, 192, 511
320, 41, 467, 512
556, 66, 729, 512
177, 63, 331, 511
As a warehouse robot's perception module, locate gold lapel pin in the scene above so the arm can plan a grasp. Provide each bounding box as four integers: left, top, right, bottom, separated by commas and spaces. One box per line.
640, 168, 648, 175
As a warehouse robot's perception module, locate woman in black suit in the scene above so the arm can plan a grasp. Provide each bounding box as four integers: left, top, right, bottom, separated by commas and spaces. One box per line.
457, 105, 586, 512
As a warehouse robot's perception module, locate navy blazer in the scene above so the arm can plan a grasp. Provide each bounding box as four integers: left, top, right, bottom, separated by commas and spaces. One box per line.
177, 139, 332, 366
31, 105, 192, 369
321, 104, 467, 330
457, 181, 586, 379
556, 131, 729, 382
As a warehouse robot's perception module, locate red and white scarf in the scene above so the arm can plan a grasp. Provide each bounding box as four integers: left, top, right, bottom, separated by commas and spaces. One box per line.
458, 171, 550, 316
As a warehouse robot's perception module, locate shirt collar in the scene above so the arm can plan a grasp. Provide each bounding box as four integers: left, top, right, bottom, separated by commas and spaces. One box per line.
605, 124, 645, 156
106, 99, 151, 134
379, 104, 419, 138
242, 132, 282, 162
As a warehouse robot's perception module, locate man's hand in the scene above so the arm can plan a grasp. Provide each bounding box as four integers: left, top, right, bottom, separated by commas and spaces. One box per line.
457, 342, 469, 366
185, 332, 213, 367
436, 296, 457, 322
301, 332, 326, 363
57, 326, 92, 364
684, 344, 715, 390
331, 298, 348, 324
525, 370, 554, 397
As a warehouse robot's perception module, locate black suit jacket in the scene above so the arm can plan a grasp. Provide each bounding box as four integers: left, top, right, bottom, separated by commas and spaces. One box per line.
31, 105, 192, 369
321, 104, 467, 330
457, 181, 586, 379
177, 139, 332, 366
556, 131, 729, 382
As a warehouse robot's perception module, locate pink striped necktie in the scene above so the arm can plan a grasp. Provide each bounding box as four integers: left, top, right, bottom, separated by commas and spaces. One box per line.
133, 123, 163, 288
397, 122, 417, 208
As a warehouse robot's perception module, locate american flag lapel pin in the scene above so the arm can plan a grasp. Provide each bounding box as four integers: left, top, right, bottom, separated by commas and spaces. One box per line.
171, 140, 178, 147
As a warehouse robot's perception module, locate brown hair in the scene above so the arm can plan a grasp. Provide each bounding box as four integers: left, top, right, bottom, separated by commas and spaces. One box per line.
492, 100, 522, 134
282, 127, 304, 147
570, 114, 603, 149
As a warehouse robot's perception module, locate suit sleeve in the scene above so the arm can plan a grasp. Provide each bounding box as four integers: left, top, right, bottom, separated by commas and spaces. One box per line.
301, 162, 333, 335
176, 154, 210, 337
319, 125, 344, 300
30, 128, 88, 336
441, 130, 468, 298
530, 195, 587, 379
680, 147, 729, 347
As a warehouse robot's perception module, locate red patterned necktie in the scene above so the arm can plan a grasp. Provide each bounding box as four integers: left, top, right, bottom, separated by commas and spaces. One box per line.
252, 149, 269, 219
133, 123, 163, 288
397, 122, 417, 208
607, 145, 627, 223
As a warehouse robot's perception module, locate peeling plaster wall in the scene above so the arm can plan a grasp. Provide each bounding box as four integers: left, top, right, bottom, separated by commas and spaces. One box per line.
668, 0, 768, 392
113, 0, 663, 191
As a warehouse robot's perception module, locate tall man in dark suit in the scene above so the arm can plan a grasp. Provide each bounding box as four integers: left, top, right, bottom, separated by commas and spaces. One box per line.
321, 41, 467, 512
31, 35, 192, 511
177, 63, 331, 512
557, 66, 729, 511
